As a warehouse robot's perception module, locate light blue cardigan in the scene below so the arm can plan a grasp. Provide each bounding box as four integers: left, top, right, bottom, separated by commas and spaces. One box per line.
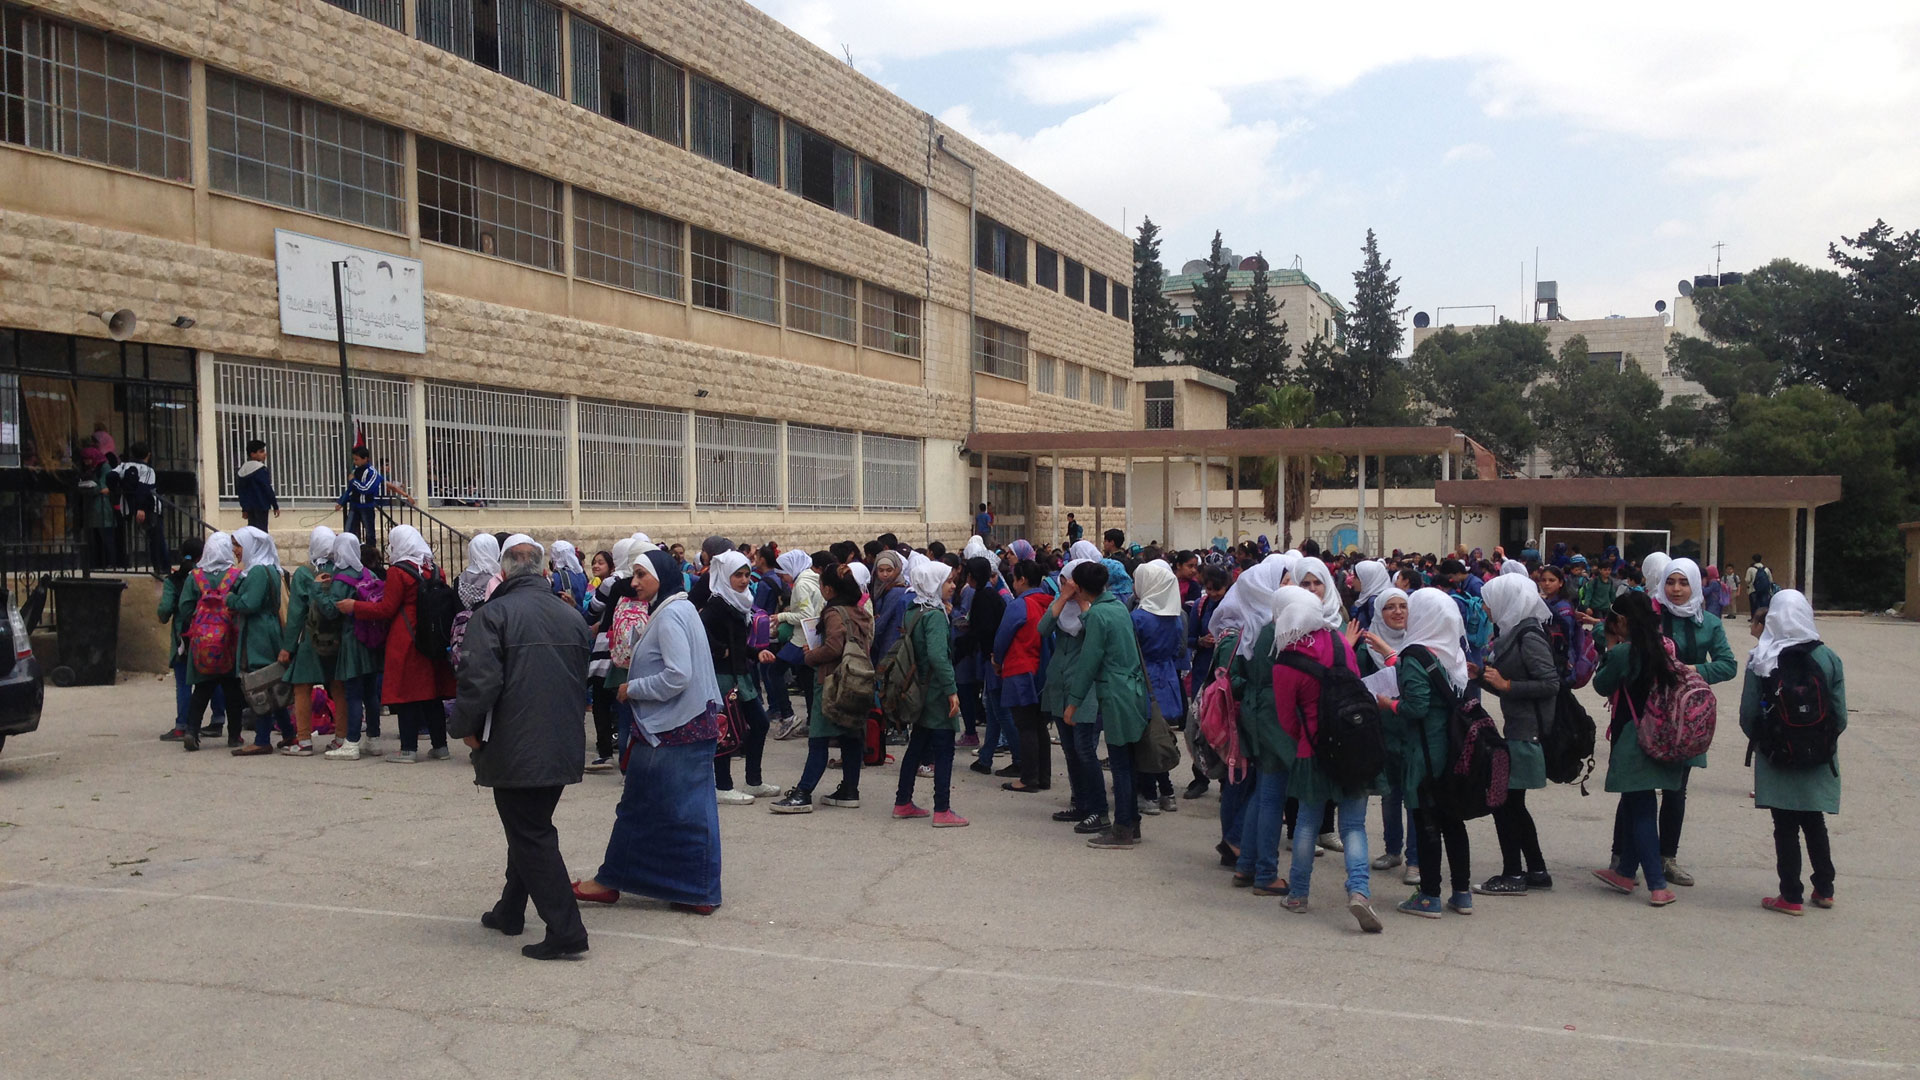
625, 594, 722, 744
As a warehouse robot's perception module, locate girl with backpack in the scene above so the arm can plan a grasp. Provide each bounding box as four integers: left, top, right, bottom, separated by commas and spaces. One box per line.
276, 525, 346, 756
1291, 556, 1345, 853
1227, 585, 1310, 892
1388, 588, 1475, 918
228, 527, 289, 758
585, 538, 641, 772
770, 565, 881, 815
550, 540, 589, 613
158, 536, 227, 743
1356, 588, 1419, 883
333, 525, 456, 764
1350, 559, 1391, 631
1739, 591, 1844, 915
706, 550, 778, 804
1591, 591, 1682, 907
886, 560, 965, 826
1041, 556, 1100, 831
1474, 574, 1560, 896
1130, 560, 1188, 815
176, 532, 247, 752
1638, 556, 1735, 887
319, 533, 383, 760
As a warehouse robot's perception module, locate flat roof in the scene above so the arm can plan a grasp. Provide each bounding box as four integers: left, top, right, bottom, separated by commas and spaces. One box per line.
1132, 364, 1238, 395
966, 427, 1461, 457
1435, 476, 1842, 508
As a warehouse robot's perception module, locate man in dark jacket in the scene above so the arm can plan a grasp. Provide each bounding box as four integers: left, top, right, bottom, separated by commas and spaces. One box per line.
451, 536, 593, 960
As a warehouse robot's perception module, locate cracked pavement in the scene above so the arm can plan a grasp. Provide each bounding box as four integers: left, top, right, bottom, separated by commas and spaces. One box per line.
3, 616, 1919, 1079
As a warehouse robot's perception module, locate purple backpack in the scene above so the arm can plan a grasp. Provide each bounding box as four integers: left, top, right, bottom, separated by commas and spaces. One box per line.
350, 572, 389, 652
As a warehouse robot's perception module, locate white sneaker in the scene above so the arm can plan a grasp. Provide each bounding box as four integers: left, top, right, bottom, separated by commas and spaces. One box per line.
716, 788, 756, 805
360, 738, 384, 757
324, 741, 362, 761
744, 782, 784, 797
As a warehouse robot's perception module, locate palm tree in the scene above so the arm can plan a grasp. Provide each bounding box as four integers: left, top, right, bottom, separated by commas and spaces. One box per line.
1239, 384, 1345, 547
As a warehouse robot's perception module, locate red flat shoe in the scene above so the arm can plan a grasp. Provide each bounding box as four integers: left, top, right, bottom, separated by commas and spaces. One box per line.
670, 902, 715, 916
571, 880, 619, 904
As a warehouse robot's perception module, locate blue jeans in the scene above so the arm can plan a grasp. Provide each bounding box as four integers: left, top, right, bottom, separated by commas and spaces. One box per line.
797, 732, 861, 795
1382, 781, 1418, 863
1220, 771, 1255, 847
254, 705, 290, 747
895, 727, 957, 812
977, 691, 1020, 767
1236, 769, 1290, 885
1617, 790, 1668, 890
1107, 737, 1138, 827
956, 681, 983, 737
1065, 718, 1107, 816
341, 673, 380, 742
172, 659, 226, 730
1290, 793, 1372, 899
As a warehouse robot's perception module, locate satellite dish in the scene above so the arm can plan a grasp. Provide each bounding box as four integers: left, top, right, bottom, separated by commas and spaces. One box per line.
1180, 259, 1208, 275
1676, 279, 1694, 298
1655, 299, 1667, 313
88, 308, 137, 341
1238, 255, 1269, 272
1413, 311, 1431, 329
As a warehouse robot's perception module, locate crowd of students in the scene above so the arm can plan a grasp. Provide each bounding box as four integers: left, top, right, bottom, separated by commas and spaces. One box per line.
153, 520, 1846, 928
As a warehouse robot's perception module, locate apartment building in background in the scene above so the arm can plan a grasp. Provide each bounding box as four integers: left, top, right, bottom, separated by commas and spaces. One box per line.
0, 0, 1135, 568
1159, 252, 1345, 363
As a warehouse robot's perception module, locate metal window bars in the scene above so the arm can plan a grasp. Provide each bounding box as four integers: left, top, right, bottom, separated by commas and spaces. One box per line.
787, 424, 856, 510
214, 359, 412, 502
785, 261, 857, 343
861, 433, 920, 512
574, 188, 684, 300
206, 71, 406, 232
577, 399, 685, 508
694, 413, 779, 509
425, 383, 566, 507
860, 284, 921, 357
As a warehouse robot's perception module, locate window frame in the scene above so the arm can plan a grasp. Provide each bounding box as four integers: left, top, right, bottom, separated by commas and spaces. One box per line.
415, 0, 562, 97
859, 158, 923, 243
416, 137, 564, 270
785, 122, 856, 217
861, 282, 922, 358
690, 227, 780, 324
971, 317, 1029, 383
573, 187, 684, 301
569, 16, 684, 147
1034, 244, 1058, 291
205, 69, 407, 233
690, 75, 778, 183
1089, 270, 1108, 313
974, 215, 1027, 285
1064, 258, 1084, 302
785, 259, 857, 343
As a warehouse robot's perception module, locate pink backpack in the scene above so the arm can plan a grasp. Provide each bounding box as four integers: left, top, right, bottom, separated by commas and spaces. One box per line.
1628, 638, 1718, 763
608, 597, 649, 669
350, 572, 389, 652
187, 568, 240, 676
1196, 668, 1247, 784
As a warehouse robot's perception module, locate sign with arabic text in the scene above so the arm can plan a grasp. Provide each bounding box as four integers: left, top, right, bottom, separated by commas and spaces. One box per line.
275, 229, 425, 354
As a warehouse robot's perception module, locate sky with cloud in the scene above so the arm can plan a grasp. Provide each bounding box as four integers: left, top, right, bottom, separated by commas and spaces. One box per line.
755, 0, 1920, 333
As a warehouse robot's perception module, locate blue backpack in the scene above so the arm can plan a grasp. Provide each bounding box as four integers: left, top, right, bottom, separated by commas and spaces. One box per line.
1454, 592, 1493, 654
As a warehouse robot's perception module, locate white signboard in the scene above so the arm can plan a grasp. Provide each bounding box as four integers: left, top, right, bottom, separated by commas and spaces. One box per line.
275, 229, 425, 354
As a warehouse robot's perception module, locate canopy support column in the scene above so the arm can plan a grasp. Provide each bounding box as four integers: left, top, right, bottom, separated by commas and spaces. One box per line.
1161, 455, 1173, 550
1199, 454, 1210, 551
1804, 504, 1817, 601
1231, 456, 1242, 551
1615, 504, 1627, 558
1355, 454, 1367, 558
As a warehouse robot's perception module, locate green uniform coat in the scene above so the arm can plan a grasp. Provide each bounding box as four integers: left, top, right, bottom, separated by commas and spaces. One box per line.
280, 564, 345, 685
1389, 647, 1454, 811
227, 565, 284, 673
176, 569, 243, 685
1738, 645, 1845, 814
157, 572, 192, 662
1593, 642, 1691, 793
1037, 607, 1083, 717
314, 568, 379, 681
904, 604, 957, 731
1064, 592, 1148, 748
1229, 624, 1295, 775
1662, 610, 1735, 769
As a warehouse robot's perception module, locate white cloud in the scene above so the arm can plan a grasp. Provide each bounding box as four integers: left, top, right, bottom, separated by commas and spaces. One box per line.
1443, 142, 1492, 164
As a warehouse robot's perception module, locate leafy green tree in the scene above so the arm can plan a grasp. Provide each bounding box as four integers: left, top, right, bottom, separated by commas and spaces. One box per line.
1239, 384, 1344, 547
1228, 253, 1291, 422
1131, 217, 1182, 369
1407, 321, 1550, 464
1302, 229, 1410, 425
1181, 231, 1238, 381
1528, 335, 1676, 477
1667, 258, 1849, 425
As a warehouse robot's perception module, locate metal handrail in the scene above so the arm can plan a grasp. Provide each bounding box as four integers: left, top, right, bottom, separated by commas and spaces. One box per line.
373, 501, 472, 577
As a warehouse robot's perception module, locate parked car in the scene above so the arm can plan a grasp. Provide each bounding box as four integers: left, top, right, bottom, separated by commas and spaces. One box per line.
0, 586, 45, 755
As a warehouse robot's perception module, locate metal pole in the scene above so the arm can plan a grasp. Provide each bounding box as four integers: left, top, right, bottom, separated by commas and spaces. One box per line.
332, 259, 356, 450
936, 135, 978, 437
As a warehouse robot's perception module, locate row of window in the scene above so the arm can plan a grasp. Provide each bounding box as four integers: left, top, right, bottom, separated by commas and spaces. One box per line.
324, 0, 926, 245
1033, 465, 1127, 509
1033, 355, 1128, 410
212, 358, 923, 511
974, 214, 1129, 324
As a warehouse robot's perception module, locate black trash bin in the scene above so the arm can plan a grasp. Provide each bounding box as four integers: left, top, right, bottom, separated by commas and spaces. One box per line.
50, 577, 127, 687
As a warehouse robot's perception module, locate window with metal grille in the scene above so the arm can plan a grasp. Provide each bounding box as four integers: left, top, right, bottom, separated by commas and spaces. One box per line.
426, 382, 566, 506
1035, 244, 1058, 291
972, 318, 1028, 382
691, 228, 779, 323
1113, 283, 1130, 321
1034, 353, 1056, 395
988, 479, 1027, 518
577, 399, 684, 508
1063, 468, 1084, 506
1088, 471, 1105, 508
323, 0, 405, 30
1064, 258, 1084, 301
1033, 465, 1051, 506
786, 123, 855, 216
694, 412, 778, 508
1089, 369, 1107, 406
690, 76, 778, 184
569, 17, 683, 146
206, 71, 406, 232
418, 138, 562, 269
860, 160, 922, 243
1110, 473, 1126, 508
0, 4, 190, 180
415, 0, 561, 96
574, 188, 683, 300
1144, 379, 1173, 428
862, 433, 920, 512
785, 260, 856, 342
787, 424, 855, 510
213, 358, 412, 503
1112, 377, 1127, 411
1089, 270, 1108, 313
860, 283, 921, 357
1063, 362, 1082, 401
974, 215, 1027, 284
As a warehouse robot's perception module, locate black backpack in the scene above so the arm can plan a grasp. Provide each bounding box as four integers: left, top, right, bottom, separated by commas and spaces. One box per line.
1275, 634, 1386, 794
1519, 624, 1596, 791
396, 563, 459, 661
1747, 641, 1838, 773
1404, 646, 1510, 821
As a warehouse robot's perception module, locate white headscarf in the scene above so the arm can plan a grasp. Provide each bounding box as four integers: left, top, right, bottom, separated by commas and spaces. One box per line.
466, 533, 501, 576
910, 558, 949, 608
332, 532, 364, 575
1354, 559, 1391, 609
1500, 559, 1529, 577
1209, 554, 1291, 656
307, 524, 336, 568
550, 540, 583, 576
709, 550, 754, 616
235, 526, 279, 571
502, 533, 543, 561
1268, 585, 1327, 657
962, 535, 990, 563
610, 538, 637, 580
1292, 556, 1343, 630
1662, 557, 1705, 625
1404, 587, 1469, 692
388, 524, 431, 568
777, 549, 812, 579
1054, 558, 1089, 633
1267, 551, 1298, 585
1482, 572, 1551, 634
1367, 587, 1410, 668
1134, 559, 1180, 618
632, 550, 658, 582
1641, 552, 1671, 599
198, 531, 235, 575
1748, 590, 1818, 678
1068, 539, 1102, 564
848, 561, 871, 594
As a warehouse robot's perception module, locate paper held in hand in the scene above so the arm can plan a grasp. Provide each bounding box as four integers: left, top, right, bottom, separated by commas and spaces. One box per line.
801, 617, 822, 649
1362, 667, 1400, 701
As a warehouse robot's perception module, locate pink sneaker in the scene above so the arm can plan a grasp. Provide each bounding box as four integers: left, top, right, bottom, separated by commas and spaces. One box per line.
892, 803, 929, 819
956, 734, 981, 748
1591, 868, 1638, 894
932, 810, 970, 828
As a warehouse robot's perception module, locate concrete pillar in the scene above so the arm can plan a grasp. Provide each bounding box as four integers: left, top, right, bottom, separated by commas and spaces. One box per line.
1615, 504, 1627, 557
978, 450, 989, 537
408, 377, 429, 502
1198, 454, 1209, 550
1805, 504, 1816, 602
1708, 504, 1720, 571
1376, 454, 1387, 554
1092, 455, 1103, 537
1124, 454, 1134, 542
1050, 454, 1062, 548
562, 394, 580, 523
1161, 455, 1172, 549
1230, 456, 1242, 550
1355, 454, 1367, 558
1526, 503, 1539, 554
684, 409, 698, 513
1275, 452, 1287, 549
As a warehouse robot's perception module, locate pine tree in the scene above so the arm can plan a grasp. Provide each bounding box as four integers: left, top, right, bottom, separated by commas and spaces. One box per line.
1131, 217, 1182, 369
1229, 252, 1290, 422
1182, 231, 1238, 381
1305, 228, 1410, 425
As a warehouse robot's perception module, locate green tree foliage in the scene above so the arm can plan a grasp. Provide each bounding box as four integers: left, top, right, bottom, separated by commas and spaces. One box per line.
1228, 253, 1291, 422
1407, 321, 1550, 464
1667, 258, 1849, 423
1303, 229, 1410, 425
1527, 336, 1677, 477
1239, 384, 1344, 546
1130, 217, 1182, 370
1181, 231, 1238, 381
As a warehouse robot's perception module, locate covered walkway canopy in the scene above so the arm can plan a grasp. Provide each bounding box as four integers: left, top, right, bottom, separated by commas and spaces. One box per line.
1435, 475, 1842, 597
963, 427, 1465, 550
